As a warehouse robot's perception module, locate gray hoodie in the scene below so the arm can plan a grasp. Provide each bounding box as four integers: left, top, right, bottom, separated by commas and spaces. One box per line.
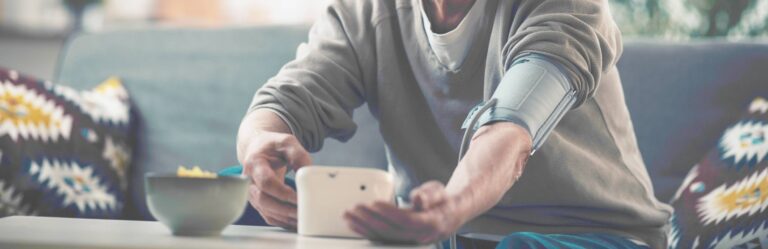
248, 0, 673, 247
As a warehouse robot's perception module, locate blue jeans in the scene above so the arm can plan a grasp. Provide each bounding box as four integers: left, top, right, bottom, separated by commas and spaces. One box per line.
441, 233, 648, 249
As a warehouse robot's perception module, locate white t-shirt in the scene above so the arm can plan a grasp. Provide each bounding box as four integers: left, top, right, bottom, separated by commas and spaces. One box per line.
419, 0, 487, 71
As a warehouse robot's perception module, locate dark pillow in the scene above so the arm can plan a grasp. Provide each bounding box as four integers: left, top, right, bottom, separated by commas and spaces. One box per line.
0, 68, 135, 218
668, 97, 768, 248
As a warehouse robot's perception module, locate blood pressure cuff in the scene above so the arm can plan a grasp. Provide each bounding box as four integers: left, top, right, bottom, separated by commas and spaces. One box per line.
461, 53, 577, 153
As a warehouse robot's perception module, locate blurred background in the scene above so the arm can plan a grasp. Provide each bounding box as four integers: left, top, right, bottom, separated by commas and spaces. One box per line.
0, 0, 766, 79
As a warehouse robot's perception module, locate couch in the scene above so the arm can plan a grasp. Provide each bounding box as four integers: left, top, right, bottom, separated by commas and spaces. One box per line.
54, 26, 768, 223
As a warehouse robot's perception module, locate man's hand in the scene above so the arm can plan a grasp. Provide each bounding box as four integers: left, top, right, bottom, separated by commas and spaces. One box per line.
343, 181, 463, 244
237, 110, 312, 230
344, 122, 531, 244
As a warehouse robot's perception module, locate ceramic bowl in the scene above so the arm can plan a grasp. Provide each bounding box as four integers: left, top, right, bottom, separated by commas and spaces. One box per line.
145, 173, 249, 236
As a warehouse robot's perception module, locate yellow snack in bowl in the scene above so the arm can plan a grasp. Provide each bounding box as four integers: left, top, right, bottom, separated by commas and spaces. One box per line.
177, 165, 217, 178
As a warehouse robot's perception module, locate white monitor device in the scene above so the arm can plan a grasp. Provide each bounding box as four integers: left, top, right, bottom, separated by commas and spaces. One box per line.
296, 166, 395, 238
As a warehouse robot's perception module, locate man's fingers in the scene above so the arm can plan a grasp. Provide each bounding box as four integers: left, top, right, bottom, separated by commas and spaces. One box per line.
367, 201, 425, 229
410, 181, 446, 210
348, 222, 375, 239
245, 133, 310, 171
249, 202, 290, 228
262, 214, 295, 230
355, 206, 419, 241
344, 211, 387, 241
260, 209, 297, 229
242, 155, 263, 184
249, 186, 297, 230
346, 206, 426, 243
275, 135, 312, 170
361, 202, 416, 229
247, 157, 276, 181
348, 206, 398, 232
344, 212, 381, 239
252, 165, 298, 204
411, 181, 445, 198
249, 186, 298, 219
284, 146, 312, 170
240, 131, 308, 232
264, 213, 297, 230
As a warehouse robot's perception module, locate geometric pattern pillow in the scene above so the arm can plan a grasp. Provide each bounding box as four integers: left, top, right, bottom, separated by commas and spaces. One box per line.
0, 68, 135, 219
668, 97, 768, 249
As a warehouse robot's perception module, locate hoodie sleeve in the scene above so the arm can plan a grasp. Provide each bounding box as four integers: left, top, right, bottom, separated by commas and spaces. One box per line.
501, 0, 623, 106
247, 1, 375, 152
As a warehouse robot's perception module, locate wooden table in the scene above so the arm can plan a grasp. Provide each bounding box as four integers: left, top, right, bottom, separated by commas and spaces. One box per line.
0, 216, 435, 249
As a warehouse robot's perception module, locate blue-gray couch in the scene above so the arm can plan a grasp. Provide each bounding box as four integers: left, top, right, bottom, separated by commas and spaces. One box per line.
55, 26, 768, 223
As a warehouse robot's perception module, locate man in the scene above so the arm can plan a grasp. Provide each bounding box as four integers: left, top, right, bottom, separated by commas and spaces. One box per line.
236, 0, 672, 248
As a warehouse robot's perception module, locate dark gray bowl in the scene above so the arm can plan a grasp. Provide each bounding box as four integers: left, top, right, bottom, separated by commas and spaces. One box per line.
145, 173, 249, 236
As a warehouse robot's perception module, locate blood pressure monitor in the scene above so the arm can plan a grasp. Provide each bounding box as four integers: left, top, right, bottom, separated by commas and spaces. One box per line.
296, 166, 395, 238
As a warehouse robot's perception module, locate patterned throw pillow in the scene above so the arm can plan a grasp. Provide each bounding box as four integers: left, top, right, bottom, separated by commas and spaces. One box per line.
0, 68, 134, 218
669, 97, 768, 249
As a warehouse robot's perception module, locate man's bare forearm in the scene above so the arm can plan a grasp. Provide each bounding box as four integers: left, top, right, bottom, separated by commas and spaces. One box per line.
236, 109, 292, 163
445, 122, 532, 225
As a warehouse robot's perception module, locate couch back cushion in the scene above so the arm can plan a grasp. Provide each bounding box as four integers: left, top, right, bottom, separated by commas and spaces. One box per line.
618, 41, 768, 201
55, 27, 387, 219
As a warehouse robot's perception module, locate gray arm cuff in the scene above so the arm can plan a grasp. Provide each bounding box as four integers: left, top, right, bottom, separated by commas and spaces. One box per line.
461, 54, 577, 153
